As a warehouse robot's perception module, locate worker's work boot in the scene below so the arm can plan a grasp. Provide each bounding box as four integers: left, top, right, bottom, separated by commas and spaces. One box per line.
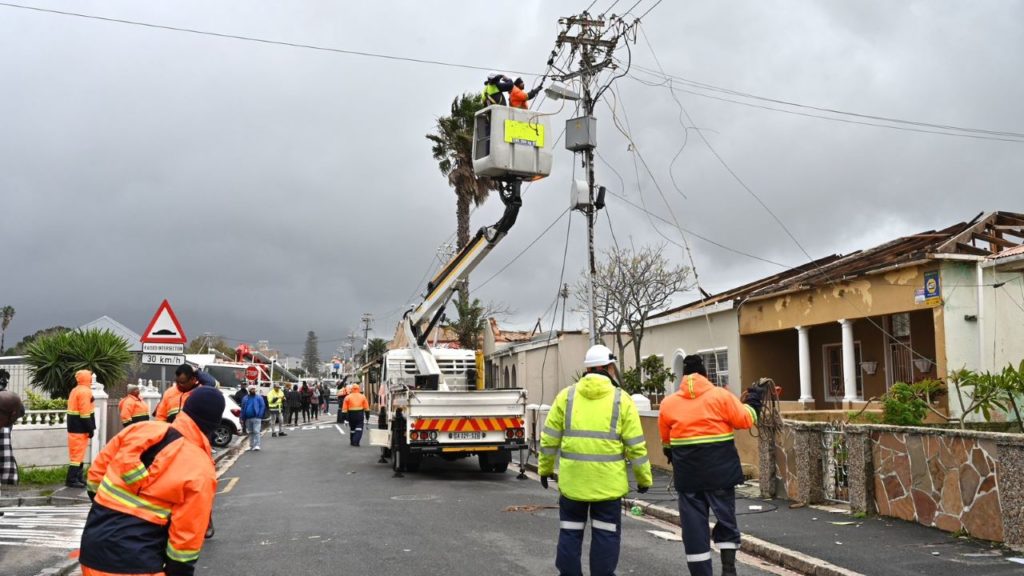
67, 465, 86, 489
720, 549, 738, 576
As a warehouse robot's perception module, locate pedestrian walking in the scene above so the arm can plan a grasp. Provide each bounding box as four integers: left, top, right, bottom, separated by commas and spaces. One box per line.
241, 386, 267, 451
538, 345, 653, 576
281, 383, 292, 426
658, 355, 762, 576
65, 369, 96, 488
319, 383, 330, 416
286, 384, 301, 426
310, 385, 320, 420
118, 384, 150, 428
267, 383, 287, 437
79, 386, 224, 576
0, 390, 26, 490
342, 384, 370, 446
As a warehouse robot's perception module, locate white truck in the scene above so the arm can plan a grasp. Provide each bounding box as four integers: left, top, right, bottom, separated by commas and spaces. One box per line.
372, 104, 552, 475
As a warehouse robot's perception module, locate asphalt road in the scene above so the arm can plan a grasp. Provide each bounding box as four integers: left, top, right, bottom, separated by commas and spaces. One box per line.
200, 421, 786, 576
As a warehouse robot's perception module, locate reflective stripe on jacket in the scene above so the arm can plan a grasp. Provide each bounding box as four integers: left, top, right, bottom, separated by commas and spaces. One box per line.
342, 392, 369, 413
538, 373, 652, 501
82, 413, 216, 576
154, 386, 193, 423
658, 373, 756, 492
67, 383, 96, 435
119, 395, 150, 426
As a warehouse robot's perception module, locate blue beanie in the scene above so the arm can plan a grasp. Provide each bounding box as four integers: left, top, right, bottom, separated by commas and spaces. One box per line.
184, 386, 225, 437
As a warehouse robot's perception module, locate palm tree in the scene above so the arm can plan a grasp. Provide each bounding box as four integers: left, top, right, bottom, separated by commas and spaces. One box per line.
1, 306, 14, 354
426, 93, 498, 258
366, 338, 389, 362
446, 294, 488, 350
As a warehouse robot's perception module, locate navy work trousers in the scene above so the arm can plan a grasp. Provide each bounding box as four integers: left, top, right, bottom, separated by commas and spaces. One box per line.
348, 411, 365, 446
678, 488, 740, 576
556, 495, 621, 576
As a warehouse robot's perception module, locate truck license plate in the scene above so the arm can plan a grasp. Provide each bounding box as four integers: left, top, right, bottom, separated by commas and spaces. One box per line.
451, 432, 482, 440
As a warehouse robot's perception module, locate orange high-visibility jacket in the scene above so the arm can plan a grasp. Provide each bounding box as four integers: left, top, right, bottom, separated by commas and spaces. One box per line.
119, 394, 150, 427
154, 386, 194, 423
342, 392, 369, 413
658, 373, 756, 492
67, 381, 96, 435
82, 412, 216, 575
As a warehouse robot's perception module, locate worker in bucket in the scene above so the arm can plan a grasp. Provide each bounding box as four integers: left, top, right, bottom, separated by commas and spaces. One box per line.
509, 77, 543, 109
482, 72, 513, 106
538, 344, 652, 576
658, 355, 762, 576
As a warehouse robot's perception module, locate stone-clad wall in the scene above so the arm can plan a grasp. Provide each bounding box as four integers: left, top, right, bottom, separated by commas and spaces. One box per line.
872, 431, 1001, 541
760, 421, 1024, 549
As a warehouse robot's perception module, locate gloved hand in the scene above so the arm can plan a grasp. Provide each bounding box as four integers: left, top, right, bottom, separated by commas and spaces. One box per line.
540, 475, 552, 490
87, 490, 95, 502
637, 485, 649, 494
743, 386, 763, 415
662, 447, 672, 463
88, 431, 94, 439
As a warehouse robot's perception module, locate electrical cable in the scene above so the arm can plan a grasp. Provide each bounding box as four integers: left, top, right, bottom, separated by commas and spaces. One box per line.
0, 2, 541, 77
634, 0, 664, 21
627, 63, 1024, 141
539, 213, 576, 414
475, 208, 571, 291
626, 67, 1024, 144
636, 32, 945, 368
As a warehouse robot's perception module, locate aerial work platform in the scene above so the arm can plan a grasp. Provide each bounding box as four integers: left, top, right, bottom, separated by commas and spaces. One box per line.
472, 105, 552, 180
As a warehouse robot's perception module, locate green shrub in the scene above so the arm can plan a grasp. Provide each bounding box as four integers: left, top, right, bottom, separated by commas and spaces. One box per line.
882, 383, 928, 426
23, 390, 66, 410
25, 329, 132, 398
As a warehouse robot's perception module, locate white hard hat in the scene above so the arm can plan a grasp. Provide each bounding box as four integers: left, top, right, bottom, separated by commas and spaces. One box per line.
583, 344, 616, 368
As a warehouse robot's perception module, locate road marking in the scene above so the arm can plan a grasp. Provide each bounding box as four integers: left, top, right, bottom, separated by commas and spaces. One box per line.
218, 477, 240, 494
334, 424, 347, 436
0, 506, 88, 550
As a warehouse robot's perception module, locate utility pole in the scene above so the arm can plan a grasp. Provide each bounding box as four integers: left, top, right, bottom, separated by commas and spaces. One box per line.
361, 313, 373, 364
559, 283, 570, 332
551, 11, 628, 345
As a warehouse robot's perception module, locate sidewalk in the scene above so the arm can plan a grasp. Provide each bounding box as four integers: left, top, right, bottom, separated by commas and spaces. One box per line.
628, 467, 1024, 576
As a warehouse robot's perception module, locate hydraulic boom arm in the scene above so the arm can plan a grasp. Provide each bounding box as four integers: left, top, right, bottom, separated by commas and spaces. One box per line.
401, 180, 523, 377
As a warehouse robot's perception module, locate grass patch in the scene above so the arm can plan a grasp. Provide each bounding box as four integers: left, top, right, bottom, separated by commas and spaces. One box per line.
17, 466, 68, 485
851, 511, 868, 519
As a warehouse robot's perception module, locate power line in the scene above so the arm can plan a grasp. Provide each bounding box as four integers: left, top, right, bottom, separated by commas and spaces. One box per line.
626, 63, 1024, 140
0, 2, 539, 76
635, 0, 664, 20
476, 208, 571, 291
626, 66, 1024, 144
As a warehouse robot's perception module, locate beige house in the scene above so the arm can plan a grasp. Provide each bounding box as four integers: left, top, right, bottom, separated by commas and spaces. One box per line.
737, 211, 1024, 417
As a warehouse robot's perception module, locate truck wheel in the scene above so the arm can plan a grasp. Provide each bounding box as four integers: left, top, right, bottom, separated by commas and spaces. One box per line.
478, 453, 492, 472
491, 459, 509, 473
490, 451, 511, 473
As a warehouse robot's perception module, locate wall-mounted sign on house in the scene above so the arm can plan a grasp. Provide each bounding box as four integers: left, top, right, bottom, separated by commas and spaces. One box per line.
923, 270, 941, 305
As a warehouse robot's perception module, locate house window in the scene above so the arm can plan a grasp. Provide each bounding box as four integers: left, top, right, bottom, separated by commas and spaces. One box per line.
892, 313, 911, 338
697, 348, 729, 387
823, 342, 863, 400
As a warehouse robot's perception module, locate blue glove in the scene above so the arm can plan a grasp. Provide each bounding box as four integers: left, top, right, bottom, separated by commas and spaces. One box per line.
541, 475, 552, 489
637, 485, 649, 494
743, 387, 763, 416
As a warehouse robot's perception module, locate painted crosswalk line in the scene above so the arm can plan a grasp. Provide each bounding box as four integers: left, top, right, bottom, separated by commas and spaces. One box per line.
0, 505, 89, 549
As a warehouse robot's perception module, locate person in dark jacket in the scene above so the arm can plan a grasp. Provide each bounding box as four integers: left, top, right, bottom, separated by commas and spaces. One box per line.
286, 385, 302, 426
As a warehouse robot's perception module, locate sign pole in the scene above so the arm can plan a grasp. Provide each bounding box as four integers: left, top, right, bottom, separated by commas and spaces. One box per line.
161, 365, 167, 392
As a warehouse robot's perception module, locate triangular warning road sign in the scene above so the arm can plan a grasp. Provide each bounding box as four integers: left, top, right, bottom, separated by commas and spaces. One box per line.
141, 300, 187, 344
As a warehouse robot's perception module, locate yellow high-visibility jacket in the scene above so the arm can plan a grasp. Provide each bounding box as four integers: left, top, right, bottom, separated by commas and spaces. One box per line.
539, 373, 652, 501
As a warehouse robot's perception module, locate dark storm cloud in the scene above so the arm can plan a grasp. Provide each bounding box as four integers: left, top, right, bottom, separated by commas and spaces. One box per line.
1, 1, 1021, 354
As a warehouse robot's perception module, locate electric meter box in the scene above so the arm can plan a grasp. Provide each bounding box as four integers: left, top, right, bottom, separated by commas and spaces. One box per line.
565, 115, 597, 151
472, 105, 553, 180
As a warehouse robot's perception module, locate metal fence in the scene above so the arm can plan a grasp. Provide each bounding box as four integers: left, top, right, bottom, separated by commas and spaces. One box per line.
0, 356, 35, 397
821, 419, 850, 503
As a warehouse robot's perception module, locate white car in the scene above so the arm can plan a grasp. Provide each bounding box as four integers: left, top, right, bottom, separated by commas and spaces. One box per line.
213, 389, 244, 448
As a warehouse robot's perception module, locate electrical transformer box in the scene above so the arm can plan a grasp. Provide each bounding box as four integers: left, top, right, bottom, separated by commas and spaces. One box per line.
565, 115, 597, 151
472, 106, 553, 180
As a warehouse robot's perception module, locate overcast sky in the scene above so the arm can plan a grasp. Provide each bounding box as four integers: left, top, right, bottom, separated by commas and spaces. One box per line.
1, 0, 1022, 357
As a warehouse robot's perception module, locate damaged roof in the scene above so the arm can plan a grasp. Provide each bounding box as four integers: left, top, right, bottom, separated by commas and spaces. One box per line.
745, 211, 1024, 300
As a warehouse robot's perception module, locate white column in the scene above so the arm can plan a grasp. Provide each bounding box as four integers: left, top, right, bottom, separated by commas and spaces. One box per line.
839, 319, 858, 402
141, 379, 162, 414
797, 326, 813, 403
90, 374, 109, 463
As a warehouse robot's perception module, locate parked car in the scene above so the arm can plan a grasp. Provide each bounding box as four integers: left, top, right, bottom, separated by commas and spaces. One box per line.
213, 389, 244, 448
